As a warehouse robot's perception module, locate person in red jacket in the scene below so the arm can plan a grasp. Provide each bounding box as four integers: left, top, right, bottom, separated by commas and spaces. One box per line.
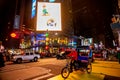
67, 50, 78, 72
67, 50, 78, 60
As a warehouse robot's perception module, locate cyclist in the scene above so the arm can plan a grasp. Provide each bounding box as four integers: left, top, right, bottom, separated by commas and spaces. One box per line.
67, 50, 78, 72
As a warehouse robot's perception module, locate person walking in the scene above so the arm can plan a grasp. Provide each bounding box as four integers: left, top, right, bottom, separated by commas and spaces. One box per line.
102, 49, 107, 60
88, 45, 93, 63
0, 41, 5, 67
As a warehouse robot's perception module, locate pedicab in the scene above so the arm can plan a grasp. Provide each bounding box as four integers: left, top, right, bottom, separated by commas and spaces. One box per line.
61, 49, 92, 79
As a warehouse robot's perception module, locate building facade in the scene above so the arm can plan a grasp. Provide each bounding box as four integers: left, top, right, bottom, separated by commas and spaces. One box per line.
71, 0, 115, 48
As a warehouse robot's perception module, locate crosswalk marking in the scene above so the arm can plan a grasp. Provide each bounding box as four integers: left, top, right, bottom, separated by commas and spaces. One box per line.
32, 73, 54, 80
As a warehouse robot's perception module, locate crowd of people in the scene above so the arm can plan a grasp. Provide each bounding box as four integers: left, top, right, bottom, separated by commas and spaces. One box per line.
93, 47, 120, 63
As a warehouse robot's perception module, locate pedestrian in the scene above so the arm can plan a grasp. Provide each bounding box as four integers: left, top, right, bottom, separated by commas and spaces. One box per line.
117, 49, 120, 64
102, 49, 107, 60
0, 41, 5, 67
88, 45, 93, 63
5, 49, 10, 61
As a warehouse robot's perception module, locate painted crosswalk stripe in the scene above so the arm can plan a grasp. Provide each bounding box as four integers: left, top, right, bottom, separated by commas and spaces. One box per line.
32, 73, 54, 80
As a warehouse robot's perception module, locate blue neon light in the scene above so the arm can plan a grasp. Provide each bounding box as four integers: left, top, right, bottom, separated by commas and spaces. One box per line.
49, 0, 55, 2
31, 0, 36, 18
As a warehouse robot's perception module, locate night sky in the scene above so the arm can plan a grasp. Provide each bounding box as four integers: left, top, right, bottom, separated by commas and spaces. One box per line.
0, 0, 16, 47
72, 0, 115, 35
0, 0, 16, 29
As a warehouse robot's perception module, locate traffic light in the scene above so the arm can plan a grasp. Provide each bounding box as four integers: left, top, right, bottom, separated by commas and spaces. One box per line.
45, 31, 49, 50
10, 32, 19, 39
45, 33, 49, 37
45, 45, 49, 50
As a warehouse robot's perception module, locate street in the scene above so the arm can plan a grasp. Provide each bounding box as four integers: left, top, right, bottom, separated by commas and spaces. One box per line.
0, 58, 120, 80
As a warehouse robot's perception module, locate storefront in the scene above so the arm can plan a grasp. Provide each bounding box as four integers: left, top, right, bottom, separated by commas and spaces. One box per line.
29, 33, 77, 56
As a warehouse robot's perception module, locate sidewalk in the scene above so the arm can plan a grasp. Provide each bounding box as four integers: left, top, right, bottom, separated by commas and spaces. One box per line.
0, 64, 50, 80
95, 57, 118, 62
48, 71, 105, 80
92, 60, 120, 79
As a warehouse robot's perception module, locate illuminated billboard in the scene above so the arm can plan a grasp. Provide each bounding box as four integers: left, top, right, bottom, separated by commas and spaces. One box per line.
36, 2, 61, 31
81, 38, 93, 46
31, 0, 36, 18
13, 15, 20, 29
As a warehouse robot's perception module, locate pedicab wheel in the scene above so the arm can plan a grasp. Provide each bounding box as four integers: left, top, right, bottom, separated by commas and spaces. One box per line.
61, 67, 70, 79
86, 63, 92, 74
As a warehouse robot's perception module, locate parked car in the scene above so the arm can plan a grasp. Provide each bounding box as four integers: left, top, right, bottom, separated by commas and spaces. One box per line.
40, 51, 52, 58
92, 50, 103, 58
93, 52, 102, 58
11, 52, 40, 64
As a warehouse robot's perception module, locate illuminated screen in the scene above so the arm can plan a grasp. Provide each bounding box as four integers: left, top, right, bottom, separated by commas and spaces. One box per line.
81, 38, 93, 46
36, 2, 61, 31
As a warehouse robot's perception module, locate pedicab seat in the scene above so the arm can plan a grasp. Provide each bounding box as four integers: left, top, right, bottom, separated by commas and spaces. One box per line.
78, 56, 89, 63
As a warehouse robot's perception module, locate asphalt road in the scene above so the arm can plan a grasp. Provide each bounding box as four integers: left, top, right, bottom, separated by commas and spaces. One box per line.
0, 58, 120, 80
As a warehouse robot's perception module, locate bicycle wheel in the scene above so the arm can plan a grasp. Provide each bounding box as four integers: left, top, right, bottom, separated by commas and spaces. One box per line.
61, 67, 70, 79
86, 63, 92, 74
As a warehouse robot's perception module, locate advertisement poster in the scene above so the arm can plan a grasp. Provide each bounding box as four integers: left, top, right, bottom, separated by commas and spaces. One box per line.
13, 15, 20, 29
36, 2, 61, 31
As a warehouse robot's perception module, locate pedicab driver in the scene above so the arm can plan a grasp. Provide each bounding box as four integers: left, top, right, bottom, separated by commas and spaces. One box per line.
67, 49, 78, 72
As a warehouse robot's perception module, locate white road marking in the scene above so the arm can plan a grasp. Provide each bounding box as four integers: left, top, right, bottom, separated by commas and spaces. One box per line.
32, 73, 54, 80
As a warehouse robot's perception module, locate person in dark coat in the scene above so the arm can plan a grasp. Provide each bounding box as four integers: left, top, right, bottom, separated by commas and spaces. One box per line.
117, 50, 120, 64
0, 41, 5, 67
